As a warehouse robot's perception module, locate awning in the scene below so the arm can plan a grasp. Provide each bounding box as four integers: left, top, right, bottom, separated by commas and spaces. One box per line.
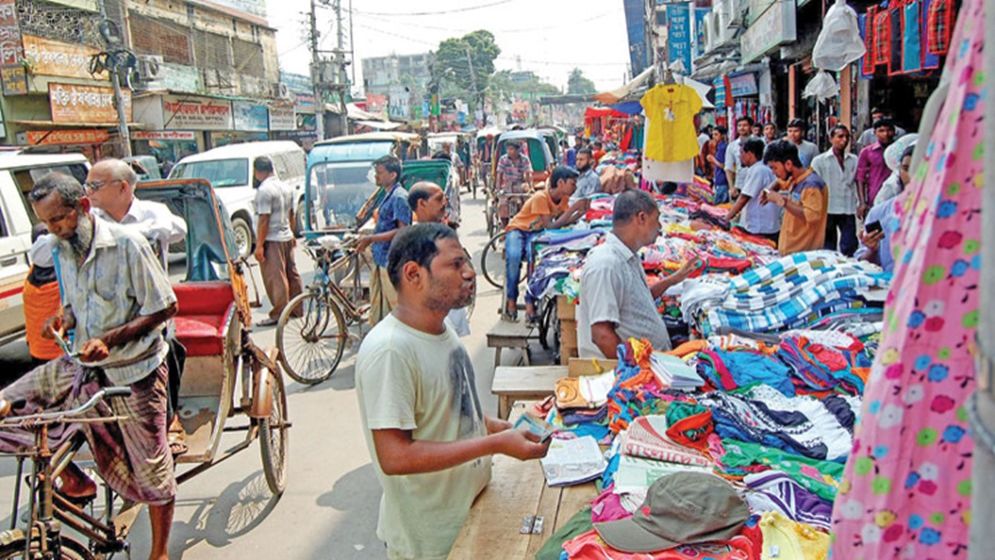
593, 67, 654, 105
356, 120, 401, 130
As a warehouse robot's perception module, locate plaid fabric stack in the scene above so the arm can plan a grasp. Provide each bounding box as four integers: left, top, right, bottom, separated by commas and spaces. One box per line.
685, 251, 892, 336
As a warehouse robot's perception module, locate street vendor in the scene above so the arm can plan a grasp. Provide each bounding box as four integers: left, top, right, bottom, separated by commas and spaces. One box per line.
355, 223, 549, 560
577, 190, 696, 359
0, 172, 178, 560
570, 148, 601, 202
503, 166, 586, 324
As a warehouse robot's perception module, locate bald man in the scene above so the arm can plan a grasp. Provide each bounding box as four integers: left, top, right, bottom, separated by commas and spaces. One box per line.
408, 181, 448, 224
85, 159, 186, 269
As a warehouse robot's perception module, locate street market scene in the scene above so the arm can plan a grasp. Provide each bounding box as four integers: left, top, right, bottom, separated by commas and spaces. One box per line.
0, 0, 989, 558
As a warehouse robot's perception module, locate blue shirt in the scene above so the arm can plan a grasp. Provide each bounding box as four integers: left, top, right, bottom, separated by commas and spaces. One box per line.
738, 162, 783, 235
714, 141, 728, 187
856, 195, 901, 273
372, 184, 412, 268
565, 148, 577, 168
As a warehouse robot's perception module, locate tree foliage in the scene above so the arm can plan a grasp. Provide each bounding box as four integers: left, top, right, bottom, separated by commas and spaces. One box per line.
567, 68, 596, 94
432, 30, 500, 103
488, 70, 559, 101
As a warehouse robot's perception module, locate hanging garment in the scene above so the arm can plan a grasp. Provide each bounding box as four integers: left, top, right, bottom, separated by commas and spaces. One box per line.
926, 0, 954, 55
642, 157, 694, 184
872, 8, 891, 66
640, 84, 703, 163
886, 2, 905, 76
920, 0, 941, 69
859, 9, 876, 77
902, 0, 923, 73
830, 0, 984, 556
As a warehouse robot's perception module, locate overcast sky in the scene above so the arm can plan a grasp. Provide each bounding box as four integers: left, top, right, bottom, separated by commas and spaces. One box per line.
267, 0, 632, 94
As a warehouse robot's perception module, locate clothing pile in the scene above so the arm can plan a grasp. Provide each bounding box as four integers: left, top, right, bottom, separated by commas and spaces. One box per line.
537, 331, 869, 559
681, 251, 891, 337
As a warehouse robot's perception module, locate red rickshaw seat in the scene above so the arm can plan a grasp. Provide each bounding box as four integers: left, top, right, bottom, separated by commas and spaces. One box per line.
173, 282, 234, 357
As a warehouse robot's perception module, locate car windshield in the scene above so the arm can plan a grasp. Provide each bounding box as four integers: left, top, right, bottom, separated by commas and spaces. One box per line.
170, 158, 248, 188
307, 163, 378, 230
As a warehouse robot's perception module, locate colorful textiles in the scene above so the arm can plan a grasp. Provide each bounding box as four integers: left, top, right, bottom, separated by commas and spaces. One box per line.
696, 348, 796, 397
561, 518, 763, 560
744, 470, 834, 530
758, 511, 829, 560
714, 439, 845, 501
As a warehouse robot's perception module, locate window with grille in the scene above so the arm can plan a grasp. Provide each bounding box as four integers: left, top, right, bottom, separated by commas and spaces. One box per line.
232, 38, 265, 78
194, 29, 231, 70
129, 14, 192, 65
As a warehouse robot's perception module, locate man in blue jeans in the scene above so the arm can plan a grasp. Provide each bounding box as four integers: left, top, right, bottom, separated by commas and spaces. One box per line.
503, 167, 586, 324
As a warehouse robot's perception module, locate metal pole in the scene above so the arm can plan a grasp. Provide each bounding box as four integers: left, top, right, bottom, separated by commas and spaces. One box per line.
96, 0, 132, 157
309, 0, 325, 141
969, 3, 995, 558
348, 0, 356, 85
464, 46, 479, 126
334, 0, 348, 136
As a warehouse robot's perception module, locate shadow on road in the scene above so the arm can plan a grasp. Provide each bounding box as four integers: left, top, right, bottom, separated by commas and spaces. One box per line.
312, 462, 385, 559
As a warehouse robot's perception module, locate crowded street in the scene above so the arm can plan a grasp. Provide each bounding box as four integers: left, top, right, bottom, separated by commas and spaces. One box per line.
0, 0, 990, 559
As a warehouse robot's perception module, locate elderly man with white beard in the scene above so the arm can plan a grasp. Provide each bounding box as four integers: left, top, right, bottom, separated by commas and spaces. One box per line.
0, 172, 179, 560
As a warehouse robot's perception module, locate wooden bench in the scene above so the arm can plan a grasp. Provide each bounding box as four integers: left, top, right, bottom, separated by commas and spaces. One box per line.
487, 321, 541, 369
448, 403, 598, 559
491, 358, 619, 419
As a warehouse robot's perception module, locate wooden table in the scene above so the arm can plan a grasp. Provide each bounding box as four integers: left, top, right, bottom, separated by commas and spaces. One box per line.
491, 365, 567, 419
447, 454, 596, 559
487, 321, 541, 368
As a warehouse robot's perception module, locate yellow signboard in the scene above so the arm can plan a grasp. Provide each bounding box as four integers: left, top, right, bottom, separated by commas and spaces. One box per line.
23, 35, 106, 80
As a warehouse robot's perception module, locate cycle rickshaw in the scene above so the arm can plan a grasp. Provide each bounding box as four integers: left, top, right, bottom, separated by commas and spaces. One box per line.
0, 178, 290, 558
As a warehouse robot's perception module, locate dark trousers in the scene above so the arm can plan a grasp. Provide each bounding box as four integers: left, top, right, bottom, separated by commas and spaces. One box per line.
825, 213, 858, 257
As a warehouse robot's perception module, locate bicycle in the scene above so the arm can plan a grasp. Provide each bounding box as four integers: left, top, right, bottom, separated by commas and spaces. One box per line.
276, 235, 372, 385
484, 185, 529, 239
479, 193, 532, 290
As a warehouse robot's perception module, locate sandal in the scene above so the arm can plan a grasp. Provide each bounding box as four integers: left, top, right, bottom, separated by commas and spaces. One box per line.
500, 307, 518, 323
525, 314, 541, 328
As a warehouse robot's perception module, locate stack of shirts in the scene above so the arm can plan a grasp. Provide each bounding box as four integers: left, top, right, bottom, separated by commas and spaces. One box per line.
648, 352, 704, 391
682, 251, 892, 336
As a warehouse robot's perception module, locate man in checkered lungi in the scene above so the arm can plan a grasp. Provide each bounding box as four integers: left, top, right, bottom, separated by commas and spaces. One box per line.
0, 172, 178, 560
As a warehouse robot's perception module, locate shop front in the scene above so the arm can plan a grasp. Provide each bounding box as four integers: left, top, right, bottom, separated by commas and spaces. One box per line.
211, 100, 269, 147
133, 93, 233, 154
131, 130, 199, 174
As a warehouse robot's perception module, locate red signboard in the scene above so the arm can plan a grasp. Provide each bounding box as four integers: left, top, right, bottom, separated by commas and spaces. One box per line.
25, 129, 111, 146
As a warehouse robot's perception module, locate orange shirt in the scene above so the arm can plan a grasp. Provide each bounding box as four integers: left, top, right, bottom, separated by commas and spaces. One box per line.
778, 170, 829, 255
23, 275, 61, 361
506, 190, 569, 232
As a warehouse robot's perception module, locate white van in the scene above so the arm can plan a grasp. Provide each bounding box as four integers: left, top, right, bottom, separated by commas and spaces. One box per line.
0, 151, 90, 342
168, 141, 306, 258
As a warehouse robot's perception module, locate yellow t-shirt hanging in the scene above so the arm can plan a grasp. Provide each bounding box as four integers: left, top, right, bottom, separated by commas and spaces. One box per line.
640, 83, 703, 162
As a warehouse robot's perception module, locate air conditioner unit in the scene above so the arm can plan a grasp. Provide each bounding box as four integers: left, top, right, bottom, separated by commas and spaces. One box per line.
137, 55, 162, 81
273, 82, 292, 99
729, 0, 746, 26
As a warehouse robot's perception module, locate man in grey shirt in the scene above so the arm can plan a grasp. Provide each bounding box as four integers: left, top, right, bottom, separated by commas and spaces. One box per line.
577, 191, 696, 359
253, 156, 301, 326
787, 119, 820, 168
570, 148, 601, 203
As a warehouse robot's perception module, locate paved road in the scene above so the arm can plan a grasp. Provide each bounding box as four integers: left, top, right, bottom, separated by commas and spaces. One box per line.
0, 191, 517, 558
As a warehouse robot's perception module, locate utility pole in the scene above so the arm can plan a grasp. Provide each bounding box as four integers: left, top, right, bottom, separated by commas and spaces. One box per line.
333, 0, 348, 136
464, 46, 481, 127
308, 0, 325, 141
96, 0, 132, 157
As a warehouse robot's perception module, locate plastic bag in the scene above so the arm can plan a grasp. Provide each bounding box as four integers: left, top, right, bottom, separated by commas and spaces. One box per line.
802, 71, 839, 101
812, 0, 866, 71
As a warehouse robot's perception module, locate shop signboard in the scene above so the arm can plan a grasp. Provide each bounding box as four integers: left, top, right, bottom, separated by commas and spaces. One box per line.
22, 129, 110, 146
666, 3, 692, 74
728, 73, 759, 97
232, 101, 268, 132
132, 130, 196, 141
694, 8, 709, 59
49, 83, 131, 124
22, 35, 105, 80
712, 77, 727, 110
741, 0, 796, 63
296, 113, 316, 130
161, 96, 233, 130
294, 92, 316, 113
279, 71, 312, 94
0, 0, 25, 96
145, 63, 200, 93
268, 103, 295, 131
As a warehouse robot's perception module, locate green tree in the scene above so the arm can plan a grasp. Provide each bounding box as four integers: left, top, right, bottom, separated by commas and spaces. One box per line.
432, 30, 500, 108
567, 68, 596, 94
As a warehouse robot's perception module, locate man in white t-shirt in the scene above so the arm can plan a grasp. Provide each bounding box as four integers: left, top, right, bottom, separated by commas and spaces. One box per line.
356, 223, 549, 560
253, 156, 301, 326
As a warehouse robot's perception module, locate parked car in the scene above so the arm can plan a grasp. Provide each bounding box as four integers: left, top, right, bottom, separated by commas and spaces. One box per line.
168, 141, 306, 258
304, 132, 421, 232
0, 151, 90, 342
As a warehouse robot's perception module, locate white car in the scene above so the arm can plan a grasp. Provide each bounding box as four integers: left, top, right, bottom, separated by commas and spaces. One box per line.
169, 141, 306, 258
0, 151, 90, 342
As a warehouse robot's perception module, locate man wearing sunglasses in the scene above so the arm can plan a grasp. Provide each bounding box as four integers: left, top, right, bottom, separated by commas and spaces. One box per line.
84, 159, 187, 269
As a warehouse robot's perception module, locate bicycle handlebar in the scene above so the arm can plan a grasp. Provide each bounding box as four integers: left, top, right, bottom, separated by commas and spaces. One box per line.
0, 386, 133, 428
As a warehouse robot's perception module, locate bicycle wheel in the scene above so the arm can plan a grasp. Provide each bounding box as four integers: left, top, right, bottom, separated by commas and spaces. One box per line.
0, 532, 93, 559
276, 291, 347, 385
480, 231, 508, 289
260, 365, 289, 495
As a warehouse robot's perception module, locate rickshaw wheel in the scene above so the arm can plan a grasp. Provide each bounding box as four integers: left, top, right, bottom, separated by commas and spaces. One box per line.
0, 533, 92, 559
260, 365, 289, 495
276, 292, 346, 385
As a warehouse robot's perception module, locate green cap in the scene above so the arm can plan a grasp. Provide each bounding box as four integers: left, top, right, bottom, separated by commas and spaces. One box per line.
593, 472, 749, 553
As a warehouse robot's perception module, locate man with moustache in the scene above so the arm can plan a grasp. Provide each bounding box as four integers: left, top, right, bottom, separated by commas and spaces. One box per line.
356, 224, 549, 560
0, 173, 178, 560
571, 148, 602, 203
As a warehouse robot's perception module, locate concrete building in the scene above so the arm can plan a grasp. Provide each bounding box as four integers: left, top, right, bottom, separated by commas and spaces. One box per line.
362, 52, 433, 119
0, 0, 293, 162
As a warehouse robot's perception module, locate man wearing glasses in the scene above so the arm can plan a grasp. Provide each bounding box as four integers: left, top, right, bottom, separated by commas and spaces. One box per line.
84, 159, 187, 269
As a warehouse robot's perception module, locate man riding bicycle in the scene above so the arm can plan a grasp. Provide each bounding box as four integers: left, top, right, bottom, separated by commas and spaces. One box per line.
0, 173, 178, 560
495, 141, 533, 223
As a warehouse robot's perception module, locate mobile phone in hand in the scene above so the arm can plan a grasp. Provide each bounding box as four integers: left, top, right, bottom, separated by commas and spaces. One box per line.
865, 220, 883, 234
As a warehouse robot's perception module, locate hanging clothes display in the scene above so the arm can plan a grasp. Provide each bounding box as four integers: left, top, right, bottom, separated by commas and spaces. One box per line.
902, 0, 923, 73
830, 0, 984, 556
639, 84, 703, 163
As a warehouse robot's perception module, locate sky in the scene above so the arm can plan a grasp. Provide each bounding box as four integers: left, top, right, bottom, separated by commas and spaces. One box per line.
266, 0, 633, 95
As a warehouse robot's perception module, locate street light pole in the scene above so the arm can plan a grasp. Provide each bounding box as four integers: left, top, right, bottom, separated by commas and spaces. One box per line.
309, 0, 325, 141
96, 0, 131, 157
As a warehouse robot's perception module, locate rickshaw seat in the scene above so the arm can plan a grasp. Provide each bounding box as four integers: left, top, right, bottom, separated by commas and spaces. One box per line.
173, 282, 234, 357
